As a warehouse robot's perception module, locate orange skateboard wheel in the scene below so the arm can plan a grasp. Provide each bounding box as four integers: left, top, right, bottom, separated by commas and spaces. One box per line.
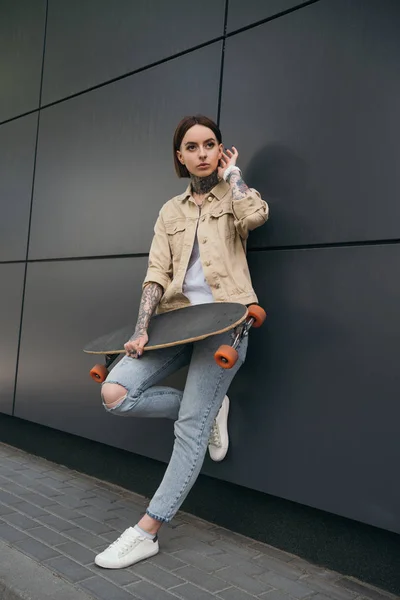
90, 364, 108, 383
215, 345, 238, 369
247, 304, 266, 328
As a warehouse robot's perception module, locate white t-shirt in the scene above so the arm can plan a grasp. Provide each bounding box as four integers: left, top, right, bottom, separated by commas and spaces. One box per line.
182, 235, 214, 305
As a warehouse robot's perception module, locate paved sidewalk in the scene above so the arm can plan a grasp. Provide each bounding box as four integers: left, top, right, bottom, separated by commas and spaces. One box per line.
0, 442, 396, 600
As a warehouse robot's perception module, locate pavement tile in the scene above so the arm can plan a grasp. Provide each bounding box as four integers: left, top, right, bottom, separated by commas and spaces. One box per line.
127, 579, 181, 599
214, 566, 271, 595
299, 576, 358, 600
0, 490, 19, 504
36, 513, 76, 531
27, 481, 66, 497
257, 572, 315, 599
29, 525, 70, 546
218, 587, 260, 599
45, 555, 94, 583
57, 540, 96, 565
12, 500, 49, 518
132, 561, 186, 589
72, 514, 115, 534
35, 476, 73, 490
0, 467, 18, 478
14, 491, 57, 507
63, 476, 98, 491
209, 553, 267, 576
165, 535, 223, 555
258, 591, 291, 600
91, 565, 141, 586
149, 552, 189, 571
3, 511, 40, 530
253, 555, 304, 581
63, 526, 108, 549
211, 537, 261, 559
77, 505, 119, 522
0, 481, 30, 495
0, 521, 29, 543
248, 543, 294, 563
14, 536, 61, 561
288, 558, 339, 580
170, 582, 218, 600
174, 565, 230, 593
80, 576, 136, 600
0, 502, 15, 516
50, 495, 93, 510
172, 549, 226, 573
46, 503, 88, 519
336, 578, 395, 600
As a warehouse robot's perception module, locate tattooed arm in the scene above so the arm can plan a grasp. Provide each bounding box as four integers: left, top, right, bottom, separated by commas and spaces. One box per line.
218, 146, 269, 238
124, 282, 163, 358
134, 282, 163, 335
226, 168, 250, 201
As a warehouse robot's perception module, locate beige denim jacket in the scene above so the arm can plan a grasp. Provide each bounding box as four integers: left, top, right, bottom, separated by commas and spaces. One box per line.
143, 179, 269, 313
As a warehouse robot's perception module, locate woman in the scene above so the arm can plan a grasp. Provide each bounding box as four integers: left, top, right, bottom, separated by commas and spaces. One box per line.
95, 115, 269, 569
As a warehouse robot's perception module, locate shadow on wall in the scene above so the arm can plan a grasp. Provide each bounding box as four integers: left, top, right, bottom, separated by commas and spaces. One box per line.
245, 142, 317, 248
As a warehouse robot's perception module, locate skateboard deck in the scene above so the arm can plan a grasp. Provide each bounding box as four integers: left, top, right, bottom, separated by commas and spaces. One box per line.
84, 302, 266, 382
84, 302, 247, 355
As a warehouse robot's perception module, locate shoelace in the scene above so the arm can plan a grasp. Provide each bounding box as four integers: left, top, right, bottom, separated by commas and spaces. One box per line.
209, 422, 221, 447
108, 528, 142, 554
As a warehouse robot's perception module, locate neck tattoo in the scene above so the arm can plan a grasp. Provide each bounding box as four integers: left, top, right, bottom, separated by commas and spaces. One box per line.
190, 170, 219, 196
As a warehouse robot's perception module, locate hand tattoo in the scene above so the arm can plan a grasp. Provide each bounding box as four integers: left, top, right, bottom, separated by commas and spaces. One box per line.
226, 170, 250, 201
132, 282, 163, 338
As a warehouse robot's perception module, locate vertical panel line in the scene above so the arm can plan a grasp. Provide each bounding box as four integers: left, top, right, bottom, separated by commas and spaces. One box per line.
217, 0, 229, 126
12, 0, 49, 416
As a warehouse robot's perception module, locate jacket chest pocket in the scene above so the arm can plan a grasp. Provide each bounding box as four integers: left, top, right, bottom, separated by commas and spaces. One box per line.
165, 220, 187, 256
209, 204, 236, 238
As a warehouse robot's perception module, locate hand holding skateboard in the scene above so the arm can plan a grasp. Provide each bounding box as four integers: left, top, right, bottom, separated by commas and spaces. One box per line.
124, 330, 148, 359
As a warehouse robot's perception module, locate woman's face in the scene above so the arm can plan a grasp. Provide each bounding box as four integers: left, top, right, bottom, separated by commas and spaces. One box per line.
177, 124, 223, 178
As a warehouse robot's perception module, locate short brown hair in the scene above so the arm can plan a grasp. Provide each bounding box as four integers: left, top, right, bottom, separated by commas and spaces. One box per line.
173, 115, 222, 178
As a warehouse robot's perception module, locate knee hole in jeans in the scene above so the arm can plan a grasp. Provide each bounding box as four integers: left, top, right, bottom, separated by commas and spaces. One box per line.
101, 383, 128, 408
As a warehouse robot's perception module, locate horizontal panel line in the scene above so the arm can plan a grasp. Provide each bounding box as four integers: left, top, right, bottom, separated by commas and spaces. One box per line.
250, 238, 400, 252
38, 36, 224, 111
226, 0, 322, 38
0, 2, 322, 125
2, 237, 400, 266
0, 108, 39, 127
0, 253, 149, 265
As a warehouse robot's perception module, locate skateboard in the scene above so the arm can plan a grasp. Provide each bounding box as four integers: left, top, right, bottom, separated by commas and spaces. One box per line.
84, 302, 266, 383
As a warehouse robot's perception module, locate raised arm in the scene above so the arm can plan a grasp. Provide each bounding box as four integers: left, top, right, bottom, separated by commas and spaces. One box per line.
218, 147, 269, 238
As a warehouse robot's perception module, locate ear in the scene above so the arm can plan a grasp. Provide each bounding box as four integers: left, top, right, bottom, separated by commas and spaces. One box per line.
176, 150, 185, 165
218, 143, 223, 159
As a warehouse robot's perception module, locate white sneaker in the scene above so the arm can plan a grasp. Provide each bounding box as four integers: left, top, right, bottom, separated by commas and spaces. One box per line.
208, 395, 230, 462
95, 527, 159, 569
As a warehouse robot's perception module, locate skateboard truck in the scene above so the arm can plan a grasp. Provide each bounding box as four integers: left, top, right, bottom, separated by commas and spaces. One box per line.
214, 304, 266, 369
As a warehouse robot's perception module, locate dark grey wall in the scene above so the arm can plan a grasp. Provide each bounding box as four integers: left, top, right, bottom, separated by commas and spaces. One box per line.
1, 0, 399, 534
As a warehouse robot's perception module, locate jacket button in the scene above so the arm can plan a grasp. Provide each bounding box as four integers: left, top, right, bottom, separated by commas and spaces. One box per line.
205, 260, 211, 267
202, 238, 207, 243
207, 196, 213, 201
215, 282, 221, 289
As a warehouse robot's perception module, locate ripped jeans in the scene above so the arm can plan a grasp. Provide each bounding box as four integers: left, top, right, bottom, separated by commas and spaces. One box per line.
101, 330, 248, 523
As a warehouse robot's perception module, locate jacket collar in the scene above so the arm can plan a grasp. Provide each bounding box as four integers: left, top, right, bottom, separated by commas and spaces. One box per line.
176, 179, 230, 202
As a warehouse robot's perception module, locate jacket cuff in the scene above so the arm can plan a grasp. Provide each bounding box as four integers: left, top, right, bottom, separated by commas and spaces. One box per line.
231, 189, 268, 222
142, 271, 170, 293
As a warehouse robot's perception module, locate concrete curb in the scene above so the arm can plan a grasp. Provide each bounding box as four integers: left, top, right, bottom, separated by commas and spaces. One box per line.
0, 540, 93, 600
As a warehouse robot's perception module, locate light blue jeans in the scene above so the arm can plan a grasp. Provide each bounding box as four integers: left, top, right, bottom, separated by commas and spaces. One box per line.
101, 330, 248, 523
